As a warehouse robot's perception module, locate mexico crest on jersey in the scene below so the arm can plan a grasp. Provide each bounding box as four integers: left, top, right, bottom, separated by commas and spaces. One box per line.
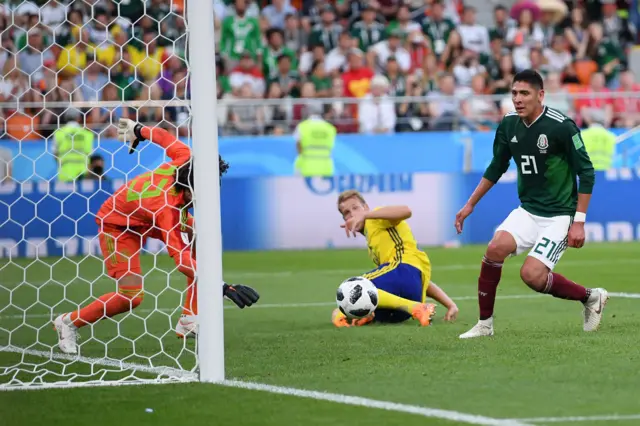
537, 134, 549, 153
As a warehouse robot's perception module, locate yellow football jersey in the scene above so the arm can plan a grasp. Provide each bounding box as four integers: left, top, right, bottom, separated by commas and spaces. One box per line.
363, 208, 431, 277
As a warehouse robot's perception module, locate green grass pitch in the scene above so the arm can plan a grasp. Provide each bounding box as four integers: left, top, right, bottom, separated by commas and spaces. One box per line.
1, 243, 639, 426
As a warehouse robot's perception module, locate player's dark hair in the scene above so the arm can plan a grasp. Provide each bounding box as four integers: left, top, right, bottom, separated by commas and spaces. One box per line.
174, 155, 229, 193
219, 155, 229, 178
513, 69, 544, 91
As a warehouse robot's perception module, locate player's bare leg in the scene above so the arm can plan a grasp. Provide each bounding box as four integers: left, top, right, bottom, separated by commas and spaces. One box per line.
54, 274, 144, 354
176, 277, 198, 339
520, 257, 609, 332
460, 231, 515, 339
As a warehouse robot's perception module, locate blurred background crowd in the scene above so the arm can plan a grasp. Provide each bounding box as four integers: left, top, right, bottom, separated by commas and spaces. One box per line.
0, 0, 638, 140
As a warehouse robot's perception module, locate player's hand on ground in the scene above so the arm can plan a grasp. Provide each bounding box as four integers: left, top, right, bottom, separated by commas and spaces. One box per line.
223, 283, 260, 309
117, 118, 145, 154
443, 304, 459, 322
567, 222, 585, 249
341, 211, 366, 237
454, 203, 474, 234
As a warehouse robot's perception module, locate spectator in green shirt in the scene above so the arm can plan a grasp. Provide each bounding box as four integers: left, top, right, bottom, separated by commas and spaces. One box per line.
221, 0, 261, 63
308, 5, 343, 51
350, 5, 386, 52
268, 54, 301, 98
309, 59, 332, 97
262, 28, 298, 79
587, 22, 626, 88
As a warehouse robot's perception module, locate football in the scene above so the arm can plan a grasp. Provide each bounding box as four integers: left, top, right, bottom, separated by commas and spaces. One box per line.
336, 277, 379, 319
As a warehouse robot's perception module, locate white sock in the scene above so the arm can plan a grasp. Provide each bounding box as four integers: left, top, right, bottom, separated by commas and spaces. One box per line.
479, 317, 493, 326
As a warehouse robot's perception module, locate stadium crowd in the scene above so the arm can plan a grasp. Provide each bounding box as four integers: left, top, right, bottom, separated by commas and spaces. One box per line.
0, 0, 638, 138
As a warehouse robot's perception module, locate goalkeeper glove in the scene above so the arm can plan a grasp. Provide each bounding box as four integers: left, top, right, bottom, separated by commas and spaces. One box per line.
223, 283, 260, 309
118, 118, 146, 154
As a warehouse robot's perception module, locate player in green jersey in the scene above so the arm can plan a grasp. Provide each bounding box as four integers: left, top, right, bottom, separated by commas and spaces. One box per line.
454, 70, 609, 339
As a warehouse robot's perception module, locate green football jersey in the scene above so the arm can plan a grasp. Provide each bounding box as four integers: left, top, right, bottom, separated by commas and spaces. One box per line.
421, 18, 455, 57
483, 107, 595, 217
220, 16, 261, 60
350, 21, 386, 51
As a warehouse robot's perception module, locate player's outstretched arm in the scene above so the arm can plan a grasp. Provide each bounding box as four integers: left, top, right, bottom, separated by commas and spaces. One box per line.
341, 205, 411, 237
455, 121, 510, 234
118, 118, 191, 166
565, 123, 595, 248
427, 281, 458, 322
455, 178, 495, 234
365, 205, 412, 223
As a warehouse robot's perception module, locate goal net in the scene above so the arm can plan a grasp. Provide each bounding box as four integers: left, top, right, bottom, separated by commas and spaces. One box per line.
0, 0, 220, 389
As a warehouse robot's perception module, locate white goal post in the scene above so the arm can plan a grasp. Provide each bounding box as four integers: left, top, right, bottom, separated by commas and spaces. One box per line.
187, 0, 225, 383
0, 0, 223, 389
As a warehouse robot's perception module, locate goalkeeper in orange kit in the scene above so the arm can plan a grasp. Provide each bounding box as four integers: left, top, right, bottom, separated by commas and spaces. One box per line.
53, 118, 259, 354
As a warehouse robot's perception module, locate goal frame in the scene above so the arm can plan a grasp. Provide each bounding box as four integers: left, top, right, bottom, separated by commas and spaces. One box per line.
187, 0, 226, 383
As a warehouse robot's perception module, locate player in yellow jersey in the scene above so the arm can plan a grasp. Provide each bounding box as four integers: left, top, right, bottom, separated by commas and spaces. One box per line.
332, 190, 459, 327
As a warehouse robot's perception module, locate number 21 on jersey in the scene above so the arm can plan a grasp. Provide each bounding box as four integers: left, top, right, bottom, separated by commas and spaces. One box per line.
520, 155, 538, 175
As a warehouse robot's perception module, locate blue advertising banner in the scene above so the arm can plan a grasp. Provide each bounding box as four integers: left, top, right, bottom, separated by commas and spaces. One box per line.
0, 170, 638, 258
0, 132, 465, 182
0, 173, 462, 258
2, 128, 636, 182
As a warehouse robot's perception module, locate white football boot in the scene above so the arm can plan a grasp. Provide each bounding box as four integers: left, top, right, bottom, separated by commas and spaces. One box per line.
583, 288, 609, 332
175, 314, 198, 339
459, 317, 495, 339
53, 314, 79, 354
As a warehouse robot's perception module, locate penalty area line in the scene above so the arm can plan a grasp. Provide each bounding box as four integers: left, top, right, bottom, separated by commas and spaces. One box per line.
221, 379, 534, 426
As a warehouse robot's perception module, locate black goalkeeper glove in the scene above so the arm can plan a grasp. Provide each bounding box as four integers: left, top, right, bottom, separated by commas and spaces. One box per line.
117, 118, 146, 154
223, 283, 260, 309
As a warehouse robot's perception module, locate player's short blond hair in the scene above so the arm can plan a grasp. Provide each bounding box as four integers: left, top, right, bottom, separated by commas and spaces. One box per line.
337, 190, 366, 212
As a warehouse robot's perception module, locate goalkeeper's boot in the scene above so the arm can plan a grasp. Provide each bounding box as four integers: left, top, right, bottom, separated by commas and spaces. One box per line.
53, 314, 78, 354
411, 303, 436, 327
459, 317, 494, 339
583, 288, 609, 332
332, 309, 351, 328
351, 313, 375, 327
175, 314, 198, 339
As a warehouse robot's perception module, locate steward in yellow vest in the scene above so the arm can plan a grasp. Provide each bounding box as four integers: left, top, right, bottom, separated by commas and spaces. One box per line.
54, 122, 94, 182
294, 115, 336, 177
581, 124, 616, 171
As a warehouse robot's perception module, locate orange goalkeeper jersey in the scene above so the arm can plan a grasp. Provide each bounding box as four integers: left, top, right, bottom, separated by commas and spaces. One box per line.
96, 126, 197, 278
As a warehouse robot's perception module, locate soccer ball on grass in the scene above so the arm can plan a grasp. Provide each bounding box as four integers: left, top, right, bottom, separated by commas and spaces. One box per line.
336, 277, 379, 318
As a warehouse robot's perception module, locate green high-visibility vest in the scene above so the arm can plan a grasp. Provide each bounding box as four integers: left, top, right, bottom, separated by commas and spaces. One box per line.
295, 119, 336, 177
581, 125, 616, 171
55, 125, 94, 182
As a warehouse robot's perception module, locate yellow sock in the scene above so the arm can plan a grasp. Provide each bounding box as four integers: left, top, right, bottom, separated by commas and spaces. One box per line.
377, 290, 420, 314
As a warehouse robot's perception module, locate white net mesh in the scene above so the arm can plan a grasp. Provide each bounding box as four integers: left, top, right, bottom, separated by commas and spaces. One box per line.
0, 0, 199, 388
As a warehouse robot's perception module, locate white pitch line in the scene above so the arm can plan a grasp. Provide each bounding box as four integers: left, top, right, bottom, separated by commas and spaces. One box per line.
0, 345, 196, 380
0, 347, 530, 426
517, 414, 640, 423
220, 257, 640, 279
222, 380, 533, 426
2, 257, 638, 289
1, 292, 639, 321
0, 294, 542, 321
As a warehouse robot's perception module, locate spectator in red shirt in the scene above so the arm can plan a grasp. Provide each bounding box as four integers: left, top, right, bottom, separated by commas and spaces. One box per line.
576, 72, 613, 127
613, 70, 640, 127
342, 49, 374, 98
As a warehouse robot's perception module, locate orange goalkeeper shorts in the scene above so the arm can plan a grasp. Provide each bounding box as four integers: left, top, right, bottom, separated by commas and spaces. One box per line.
99, 224, 152, 280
